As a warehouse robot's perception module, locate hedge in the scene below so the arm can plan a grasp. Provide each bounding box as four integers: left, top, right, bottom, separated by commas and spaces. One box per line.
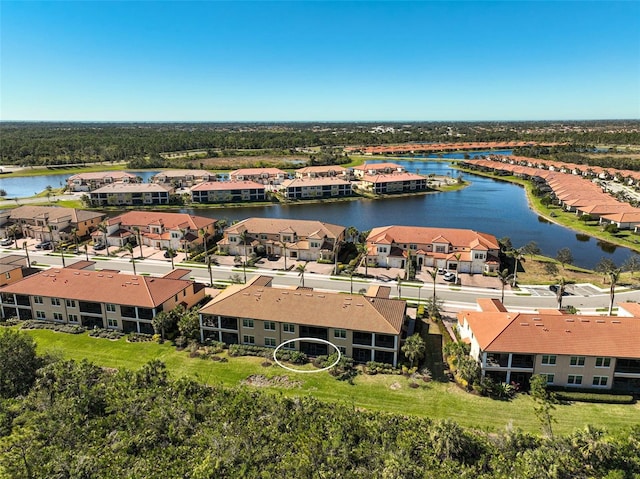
554, 391, 635, 404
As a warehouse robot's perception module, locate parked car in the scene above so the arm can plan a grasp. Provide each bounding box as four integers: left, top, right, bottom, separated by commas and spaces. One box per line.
93, 243, 106, 251
36, 241, 53, 250
437, 268, 446, 275
549, 284, 570, 296
443, 272, 457, 282
163, 249, 177, 258
0, 238, 13, 246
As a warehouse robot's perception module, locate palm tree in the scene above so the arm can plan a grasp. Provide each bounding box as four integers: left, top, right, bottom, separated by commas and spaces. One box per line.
23, 241, 31, 268
296, 262, 308, 288
396, 274, 403, 298
427, 268, 438, 303
206, 255, 219, 287
239, 230, 250, 266
7, 225, 20, 249
124, 243, 137, 275
278, 241, 288, 270
346, 225, 359, 243
509, 248, 524, 286
199, 228, 210, 256
97, 222, 109, 256
497, 268, 513, 304
608, 268, 621, 315
555, 277, 566, 310
180, 228, 189, 261
357, 242, 369, 277
133, 226, 144, 259
166, 247, 176, 269
234, 255, 247, 284
70, 227, 79, 253
401, 333, 426, 368
84, 244, 89, 261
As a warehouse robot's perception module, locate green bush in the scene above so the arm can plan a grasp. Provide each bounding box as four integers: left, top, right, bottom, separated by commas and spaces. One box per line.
364, 360, 402, 375
21, 320, 85, 335
126, 332, 154, 343
88, 328, 125, 340
554, 391, 634, 404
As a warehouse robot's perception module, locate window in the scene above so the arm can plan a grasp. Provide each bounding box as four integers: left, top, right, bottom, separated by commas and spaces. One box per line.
283, 323, 295, 333
264, 338, 276, 347
66, 299, 76, 308
377, 246, 388, 253
334, 329, 347, 339
544, 374, 555, 384
242, 319, 254, 328
264, 321, 276, 331
34, 296, 43, 304
541, 355, 557, 365
5, 272, 10, 280
36, 311, 46, 319
339, 347, 347, 355
243, 335, 255, 345
592, 376, 608, 387
107, 318, 118, 328
68, 314, 79, 323
53, 312, 63, 321
474, 253, 485, 259
409, 244, 417, 250
570, 356, 585, 366
567, 375, 583, 385
51, 298, 61, 306
435, 245, 446, 253
106, 303, 116, 313
595, 357, 611, 368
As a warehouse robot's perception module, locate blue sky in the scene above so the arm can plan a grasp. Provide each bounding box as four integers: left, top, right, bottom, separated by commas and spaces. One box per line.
1, 1, 639, 121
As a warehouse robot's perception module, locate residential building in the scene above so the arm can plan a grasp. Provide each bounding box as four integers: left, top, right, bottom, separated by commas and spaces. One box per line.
191, 181, 266, 203
457, 299, 640, 391
366, 225, 500, 274
0, 255, 29, 287
294, 165, 348, 179
279, 177, 352, 199
0, 206, 105, 242
151, 169, 216, 187
199, 276, 407, 366
0, 266, 206, 333
89, 183, 174, 206
96, 211, 216, 251
217, 217, 345, 262
66, 171, 140, 192
357, 173, 428, 194
229, 168, 287, 185
352, 162, 406, 178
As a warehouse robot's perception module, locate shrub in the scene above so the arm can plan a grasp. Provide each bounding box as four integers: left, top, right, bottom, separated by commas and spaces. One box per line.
21, 320, 86, 335
126, 332, 154, 343
554, 391, 634, 404
365, 361, 402, 375
88, 328, 125, 340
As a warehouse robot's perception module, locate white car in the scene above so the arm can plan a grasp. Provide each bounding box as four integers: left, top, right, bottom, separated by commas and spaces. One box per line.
0, 238, 13, 246
443, 272, 457, 282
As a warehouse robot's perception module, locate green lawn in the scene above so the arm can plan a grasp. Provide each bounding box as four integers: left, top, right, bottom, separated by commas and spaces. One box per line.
25, 329, 640, 434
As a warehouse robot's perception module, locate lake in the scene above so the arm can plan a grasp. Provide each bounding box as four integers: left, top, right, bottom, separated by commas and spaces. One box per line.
1, 158, 634, 269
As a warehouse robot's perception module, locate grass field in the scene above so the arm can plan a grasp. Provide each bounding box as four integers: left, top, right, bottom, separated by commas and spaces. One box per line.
25, 328, 640, 435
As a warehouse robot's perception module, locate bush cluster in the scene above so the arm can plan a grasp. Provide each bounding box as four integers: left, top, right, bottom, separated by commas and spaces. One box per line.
126, 332, 154, 343
88, 328, 125, 340
364, 360, 403, 375
20, 320, 85, 335
554, 391, 635, 404
227, 344, 308, 364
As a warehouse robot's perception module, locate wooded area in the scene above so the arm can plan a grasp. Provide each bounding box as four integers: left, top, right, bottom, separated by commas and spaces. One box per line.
1, 330, 639, 478
2, 121, 639, 167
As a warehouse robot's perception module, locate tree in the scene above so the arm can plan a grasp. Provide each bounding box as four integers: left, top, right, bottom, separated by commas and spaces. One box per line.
124, 243, 137, 275
498, 236, 513, 252
623, 254, 640, 277
522, 241, 541, 259
178, 308, 201, 341
357, 242, 369, 277
133, 226, 144, 258
595, 257, 617, 283
278, 241, 289, 270
497, 268, 513, 303
151, 310, 178, 341
206, 255, 219, 286
97, 222, 110, 256
427, 268, 438, 304
346, 225, 359, 243
608, 268, 621, 315
166, 247, 176, 269
234, 255, 247, 283
8, 224, 20, 249
425, 296, 443, 321
401, 333, 425, 368
199, 228, 210, 255
180, 228, 189, 260
457, 356, 480, 388
0, 329, 42, 398
508, 248, 524, 286
555, 277, 566, 310
396, 273, 403, 298
544, 261, 559, 276
556, 248, 573, 270
530, 374, 557, 438
296, 262, 308, 288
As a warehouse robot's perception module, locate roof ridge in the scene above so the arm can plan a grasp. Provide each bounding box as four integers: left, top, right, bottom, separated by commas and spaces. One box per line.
483, 312, 521, 350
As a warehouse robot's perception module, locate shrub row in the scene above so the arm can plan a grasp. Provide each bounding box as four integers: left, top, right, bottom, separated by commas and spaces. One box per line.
88, 328, 125, 340
555, 391, 635, 404
364, 360, 403, 375
126, 332, 154, 343
227, 344, 308, 364
20, 320, 86, 335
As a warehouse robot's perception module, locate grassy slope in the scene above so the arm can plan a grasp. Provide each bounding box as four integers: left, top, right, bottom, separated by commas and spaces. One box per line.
26, 329, 640, 435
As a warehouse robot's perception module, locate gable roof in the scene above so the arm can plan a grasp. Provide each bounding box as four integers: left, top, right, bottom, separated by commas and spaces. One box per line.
91, 183, 173, 194
200, 279, 405, 335
0, 268, 194, 308
7, 206, 104, 224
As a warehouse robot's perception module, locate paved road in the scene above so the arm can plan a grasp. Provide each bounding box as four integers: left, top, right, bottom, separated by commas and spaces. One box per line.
13, 249, 640, 314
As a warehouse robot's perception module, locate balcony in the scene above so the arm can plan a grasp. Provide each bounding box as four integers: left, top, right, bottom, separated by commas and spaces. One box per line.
374, 334, 395, 349
615, 359, 640, 374
79, 301, 102, 315
300, 325, 328, 341
486, 353, 509, 368
353, 332, 373, 346
511, 354, 535, 369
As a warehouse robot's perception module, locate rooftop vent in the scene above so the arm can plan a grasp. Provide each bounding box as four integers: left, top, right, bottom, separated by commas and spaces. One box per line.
580, 319, 590, 323
520, 323, 529, 326
565, 319, 575, 322
596, 320, 605, 323
612, 320, 621, 324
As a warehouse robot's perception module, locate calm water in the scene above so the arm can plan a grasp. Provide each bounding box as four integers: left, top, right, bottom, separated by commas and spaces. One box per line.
2, 159, 634, 269
0, 170, 159, 198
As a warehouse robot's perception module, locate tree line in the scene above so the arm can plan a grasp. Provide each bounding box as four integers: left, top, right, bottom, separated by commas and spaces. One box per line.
2, 121, 639, 166
1, 329, 639, 478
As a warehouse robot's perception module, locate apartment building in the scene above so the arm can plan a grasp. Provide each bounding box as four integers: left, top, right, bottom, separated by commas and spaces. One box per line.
365, 225, 500, 274
0, 266, 206, 334
457, 299, 640, 391
228, 168, 287, 185
279, 177, 352, 199
151, 170, 216, 187
89, 183, 174, 206
66, 171, 140, 192
191, 181, 266, 203
199, 277, 407, 365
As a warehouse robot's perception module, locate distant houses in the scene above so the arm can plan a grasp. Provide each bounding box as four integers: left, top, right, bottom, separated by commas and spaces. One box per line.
191, 181, 266, 204
151, 170, 216, 187
229, 168, 288, 185
89, 183, 174, 206
278, 177, 352, 199
67, 172, 140, 192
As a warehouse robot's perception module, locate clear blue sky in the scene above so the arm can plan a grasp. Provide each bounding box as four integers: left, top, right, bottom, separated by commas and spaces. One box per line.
1, 1, 639, 121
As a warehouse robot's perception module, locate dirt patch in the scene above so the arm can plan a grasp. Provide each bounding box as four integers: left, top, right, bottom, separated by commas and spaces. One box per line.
389, 381, 402, 390
241, 374, 302, 389
193, 156, 308, 170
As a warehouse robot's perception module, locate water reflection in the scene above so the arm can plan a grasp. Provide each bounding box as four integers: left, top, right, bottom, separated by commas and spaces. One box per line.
575, 234, 590, 242
597, 241, 618, 254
